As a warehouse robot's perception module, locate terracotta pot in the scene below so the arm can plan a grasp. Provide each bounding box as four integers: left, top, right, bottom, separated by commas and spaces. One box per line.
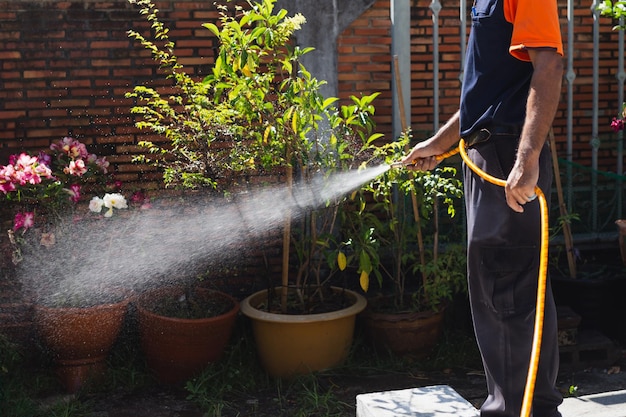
551, 268, 626, 344
34, 298, 129, 393
134, 286, 239, 385
240, 286, 367, 378
362, 306, 446, 358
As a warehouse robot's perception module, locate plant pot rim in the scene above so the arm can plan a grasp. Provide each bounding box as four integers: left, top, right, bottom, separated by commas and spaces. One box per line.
550, 264, 625, 283
363, 305, 445, 323
240, 286, 366, 323
34, 297, 130, 313
133, 285, 239, 324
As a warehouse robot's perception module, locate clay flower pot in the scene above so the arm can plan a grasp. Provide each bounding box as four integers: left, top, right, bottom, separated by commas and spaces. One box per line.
134, 286, 240, 385
361, 306, 446, 358
34, 298, 129, 393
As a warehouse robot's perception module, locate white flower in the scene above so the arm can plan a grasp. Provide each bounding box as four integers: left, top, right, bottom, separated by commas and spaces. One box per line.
103, 193, 128, 210
90, 193, 127, 217
89, 196, 104, 213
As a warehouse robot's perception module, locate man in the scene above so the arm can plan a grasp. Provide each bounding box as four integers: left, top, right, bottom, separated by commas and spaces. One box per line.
400, 1, 564, 416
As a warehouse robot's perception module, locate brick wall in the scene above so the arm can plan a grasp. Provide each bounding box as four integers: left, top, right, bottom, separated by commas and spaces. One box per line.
0, 1, 224, 190
0, 0, 623, 181
338, 0, 393, 135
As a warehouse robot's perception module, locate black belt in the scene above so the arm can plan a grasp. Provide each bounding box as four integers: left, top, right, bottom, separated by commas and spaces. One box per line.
464, 124, 522, 147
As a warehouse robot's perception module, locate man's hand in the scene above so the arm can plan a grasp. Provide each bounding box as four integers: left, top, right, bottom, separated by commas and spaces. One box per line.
398, 111, 461, 172
506, 158, 540, 213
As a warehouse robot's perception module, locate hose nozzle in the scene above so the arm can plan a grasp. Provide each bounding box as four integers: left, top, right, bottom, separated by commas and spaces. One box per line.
389, 161, 405, 169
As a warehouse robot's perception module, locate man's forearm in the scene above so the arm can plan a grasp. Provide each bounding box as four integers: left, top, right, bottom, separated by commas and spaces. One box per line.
518, 50, 564, 163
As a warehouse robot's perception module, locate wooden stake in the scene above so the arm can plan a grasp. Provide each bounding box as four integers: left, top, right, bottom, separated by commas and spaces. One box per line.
393, 55, 426, 274
548, 128, 577, 278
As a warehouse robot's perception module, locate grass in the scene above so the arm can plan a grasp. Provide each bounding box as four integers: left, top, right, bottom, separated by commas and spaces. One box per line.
0, 310, 482, 417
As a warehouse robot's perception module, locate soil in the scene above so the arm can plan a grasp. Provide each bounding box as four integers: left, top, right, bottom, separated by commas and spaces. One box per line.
38, 348, 626, 417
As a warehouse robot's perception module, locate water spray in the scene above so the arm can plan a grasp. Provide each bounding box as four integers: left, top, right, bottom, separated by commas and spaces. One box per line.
390, 139, 547, 417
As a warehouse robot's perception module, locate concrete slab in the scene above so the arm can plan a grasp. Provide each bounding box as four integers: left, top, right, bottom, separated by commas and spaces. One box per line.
356, 385, 479, 417
560, 389, 626, 417
356, 386, 626, 417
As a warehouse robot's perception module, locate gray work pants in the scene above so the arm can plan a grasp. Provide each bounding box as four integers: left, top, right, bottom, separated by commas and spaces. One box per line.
463, 134, 563, 417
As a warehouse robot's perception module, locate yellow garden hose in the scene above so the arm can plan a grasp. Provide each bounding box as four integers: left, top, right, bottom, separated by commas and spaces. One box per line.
424, 139, 549, 417
457, 138, 549, 417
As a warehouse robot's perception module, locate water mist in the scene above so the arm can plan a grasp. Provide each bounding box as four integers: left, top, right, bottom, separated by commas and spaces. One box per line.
17, 164, 390, 306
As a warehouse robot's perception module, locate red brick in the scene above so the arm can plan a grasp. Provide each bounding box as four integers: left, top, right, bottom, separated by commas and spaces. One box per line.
0, 110, 26, 120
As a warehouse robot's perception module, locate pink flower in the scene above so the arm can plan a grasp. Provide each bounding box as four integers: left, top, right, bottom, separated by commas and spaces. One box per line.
0, 165, 17, 193
0, 180, 16, 194
611, 117, 624, 132
10, 153, 53, 185
95, 156, 110, 174
67, 184, 82, 203
65, 159, 87, 176
51, 137, 89, 160
34, 162, 54, 180
14, 154, 42, 185
131, 190, 152, 209
13, 211, 35, 231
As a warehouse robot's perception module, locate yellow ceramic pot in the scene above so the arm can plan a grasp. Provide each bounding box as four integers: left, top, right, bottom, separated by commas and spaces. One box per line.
240, 287, 366, 378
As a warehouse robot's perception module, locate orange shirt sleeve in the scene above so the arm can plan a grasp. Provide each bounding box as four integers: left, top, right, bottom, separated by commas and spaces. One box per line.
504, 0, 563, 61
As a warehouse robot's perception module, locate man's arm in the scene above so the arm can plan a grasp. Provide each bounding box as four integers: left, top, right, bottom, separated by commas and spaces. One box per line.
400, 110, 461, 171
506, 48, 563, 212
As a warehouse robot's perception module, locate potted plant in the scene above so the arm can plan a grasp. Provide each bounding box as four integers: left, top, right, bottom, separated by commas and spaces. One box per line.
133, 284, 239, 385
1, 137, 134, 393
549, 218, 626, 346
20, 211, 134, 393
125, 0, 381, 377
341, 131, 467, 357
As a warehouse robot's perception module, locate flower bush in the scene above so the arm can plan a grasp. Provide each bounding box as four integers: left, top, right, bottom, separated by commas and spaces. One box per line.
0, 137, 111, 233
0, 137, 131, 269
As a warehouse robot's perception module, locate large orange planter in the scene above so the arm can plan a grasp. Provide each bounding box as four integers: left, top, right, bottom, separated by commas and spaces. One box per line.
135, 286, 239, 385
240, 287, 367, 378
34, 299, 129, 393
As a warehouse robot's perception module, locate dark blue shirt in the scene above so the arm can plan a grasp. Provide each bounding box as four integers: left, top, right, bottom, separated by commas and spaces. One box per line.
459, 0, 533, 137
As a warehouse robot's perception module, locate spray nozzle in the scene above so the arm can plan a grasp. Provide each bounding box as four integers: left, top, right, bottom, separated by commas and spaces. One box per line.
389, 161, 405, 169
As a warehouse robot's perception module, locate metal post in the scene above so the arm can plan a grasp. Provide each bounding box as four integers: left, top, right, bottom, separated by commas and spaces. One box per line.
591, 0, 601, 232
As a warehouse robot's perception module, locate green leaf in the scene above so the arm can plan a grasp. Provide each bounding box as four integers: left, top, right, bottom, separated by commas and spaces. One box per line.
202, 23, 220, 37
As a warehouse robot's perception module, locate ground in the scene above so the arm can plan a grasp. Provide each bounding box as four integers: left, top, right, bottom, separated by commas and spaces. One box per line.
38, 349, 626, 417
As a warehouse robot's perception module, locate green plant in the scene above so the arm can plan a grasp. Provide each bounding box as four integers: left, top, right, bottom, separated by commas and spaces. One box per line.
126, 0, 382, 313
0, 333, 21, 375
184, 322, 268, 415
341, 130, 466, 312
0, 332, 89, 417
598, 0, 626, 30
